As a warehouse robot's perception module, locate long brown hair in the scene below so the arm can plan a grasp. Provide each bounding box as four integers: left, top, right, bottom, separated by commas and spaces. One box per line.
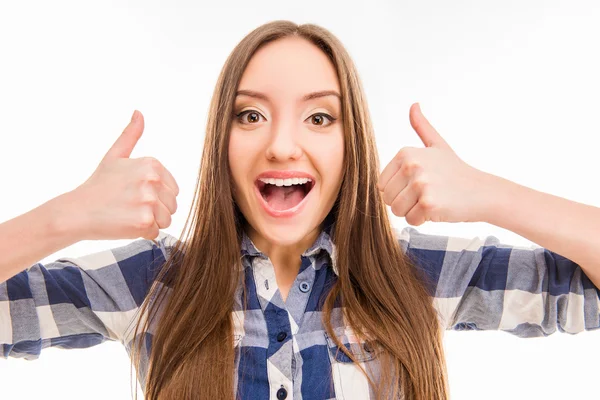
129, 20, 449, 400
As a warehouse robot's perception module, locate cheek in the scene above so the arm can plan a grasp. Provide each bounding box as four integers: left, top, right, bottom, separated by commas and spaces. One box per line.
228, 132, 261, 199
229, 132, 250, 171
311, 132, 344, 182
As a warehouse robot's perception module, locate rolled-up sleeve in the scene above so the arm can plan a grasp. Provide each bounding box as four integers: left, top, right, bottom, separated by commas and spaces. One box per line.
0, 230, 177, 359
396, 226, 600, 337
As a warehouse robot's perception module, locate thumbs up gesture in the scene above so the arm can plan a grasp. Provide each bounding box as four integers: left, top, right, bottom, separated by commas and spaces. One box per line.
378, 103, 494, 226
70, 111, 180, 240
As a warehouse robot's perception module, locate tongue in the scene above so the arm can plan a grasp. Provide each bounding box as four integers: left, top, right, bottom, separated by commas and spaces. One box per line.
263, 185, 305, 210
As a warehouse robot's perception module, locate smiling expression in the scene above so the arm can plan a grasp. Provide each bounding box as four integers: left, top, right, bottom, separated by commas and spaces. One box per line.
228, 36, 345, 251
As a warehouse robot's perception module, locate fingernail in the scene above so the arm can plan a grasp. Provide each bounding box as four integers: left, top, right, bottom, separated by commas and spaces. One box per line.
131, 110, 138, 122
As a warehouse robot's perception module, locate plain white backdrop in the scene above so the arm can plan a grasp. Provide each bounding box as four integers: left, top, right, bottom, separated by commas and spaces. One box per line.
1, 0, 599, 399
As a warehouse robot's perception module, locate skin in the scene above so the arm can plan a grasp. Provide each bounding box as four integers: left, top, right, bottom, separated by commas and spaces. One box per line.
228, 37, 344, 301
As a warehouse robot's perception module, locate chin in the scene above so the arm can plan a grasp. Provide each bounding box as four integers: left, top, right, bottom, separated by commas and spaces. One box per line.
257, 222, 317, 247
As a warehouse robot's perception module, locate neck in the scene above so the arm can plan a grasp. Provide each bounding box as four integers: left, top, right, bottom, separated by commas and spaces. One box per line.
246, 223, 321, 272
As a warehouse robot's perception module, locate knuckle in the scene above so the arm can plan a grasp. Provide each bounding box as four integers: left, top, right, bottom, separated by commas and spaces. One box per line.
410, 178, 428, 192
137, 211, 155, 229
405, 209, 422, 226
402, 160, 421, 175
143, 156, 161, 169
395, 147, 410, 161
140, 192, 158, 206
142, 157, 164, 175
408, 217, 423, 226
392, 155, 403, 169
419, 196, 435, 211
143, 172, 161, 184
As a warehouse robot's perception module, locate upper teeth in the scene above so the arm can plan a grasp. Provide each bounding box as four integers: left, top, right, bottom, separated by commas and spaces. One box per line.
258, 177, 312, 186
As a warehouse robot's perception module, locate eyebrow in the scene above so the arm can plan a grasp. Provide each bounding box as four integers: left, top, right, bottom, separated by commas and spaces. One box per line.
235, 89, 341, 103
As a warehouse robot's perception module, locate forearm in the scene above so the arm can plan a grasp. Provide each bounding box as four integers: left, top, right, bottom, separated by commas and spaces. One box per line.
480, 172, 600, 288
0, 191, 82, 283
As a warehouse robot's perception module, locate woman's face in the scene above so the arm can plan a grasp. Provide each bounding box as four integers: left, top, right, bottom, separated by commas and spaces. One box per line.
228, 36, 344, 249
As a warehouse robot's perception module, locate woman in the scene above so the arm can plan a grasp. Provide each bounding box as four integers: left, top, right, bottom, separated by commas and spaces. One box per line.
1, 20, 599, 400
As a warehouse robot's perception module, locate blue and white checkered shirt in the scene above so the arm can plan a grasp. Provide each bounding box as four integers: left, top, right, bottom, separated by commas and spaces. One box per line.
2, 227, 599, 399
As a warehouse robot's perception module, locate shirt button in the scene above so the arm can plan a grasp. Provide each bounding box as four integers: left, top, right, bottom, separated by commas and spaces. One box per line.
276, 331, 287, 342
276, 387, 288, 399
299, 281, 311, 293
363, 341, 373, 353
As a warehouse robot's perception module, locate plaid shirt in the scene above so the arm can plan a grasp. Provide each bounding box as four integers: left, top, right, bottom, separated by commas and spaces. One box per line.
2, 226, 599, 399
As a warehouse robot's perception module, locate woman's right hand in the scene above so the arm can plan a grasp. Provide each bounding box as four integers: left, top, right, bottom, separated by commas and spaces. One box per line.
68, 110, 179, 241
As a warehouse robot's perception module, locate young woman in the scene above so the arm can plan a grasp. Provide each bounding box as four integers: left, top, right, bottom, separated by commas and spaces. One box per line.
1, 20, 599, 400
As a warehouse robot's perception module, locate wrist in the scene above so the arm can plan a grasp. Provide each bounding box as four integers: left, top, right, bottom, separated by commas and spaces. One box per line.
45, 190, 89, 243
472, 171, 517, 225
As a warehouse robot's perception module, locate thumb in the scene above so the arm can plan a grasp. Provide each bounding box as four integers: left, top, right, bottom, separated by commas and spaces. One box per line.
409, 103, 452, 150
101, 110, 145, 162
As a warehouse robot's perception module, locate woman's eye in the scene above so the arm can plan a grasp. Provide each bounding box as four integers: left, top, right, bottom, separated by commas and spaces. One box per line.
235, 110, 265, 125
307, 113, 336, 127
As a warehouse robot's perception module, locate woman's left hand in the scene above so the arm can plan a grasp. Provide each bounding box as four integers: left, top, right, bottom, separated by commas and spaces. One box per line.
377, 103, 498, 226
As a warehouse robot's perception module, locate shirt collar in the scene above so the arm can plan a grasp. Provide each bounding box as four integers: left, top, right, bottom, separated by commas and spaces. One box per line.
240, 222, 338, 276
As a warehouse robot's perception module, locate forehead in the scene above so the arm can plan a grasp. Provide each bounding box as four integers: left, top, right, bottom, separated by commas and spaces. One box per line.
237, 37, 340, 102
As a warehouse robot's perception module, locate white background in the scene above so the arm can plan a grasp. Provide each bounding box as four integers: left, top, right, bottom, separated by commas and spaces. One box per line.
1, 0, 599, 399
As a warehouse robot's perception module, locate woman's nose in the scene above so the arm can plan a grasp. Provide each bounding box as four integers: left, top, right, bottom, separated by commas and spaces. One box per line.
264, 124, 303, 161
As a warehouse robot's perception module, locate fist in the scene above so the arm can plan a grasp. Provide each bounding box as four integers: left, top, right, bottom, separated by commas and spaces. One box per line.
378, 103, 492, 226
71, 111, 180, 241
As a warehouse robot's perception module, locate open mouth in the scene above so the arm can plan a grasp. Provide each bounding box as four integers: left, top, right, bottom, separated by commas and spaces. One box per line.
255, 178, 315, 211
